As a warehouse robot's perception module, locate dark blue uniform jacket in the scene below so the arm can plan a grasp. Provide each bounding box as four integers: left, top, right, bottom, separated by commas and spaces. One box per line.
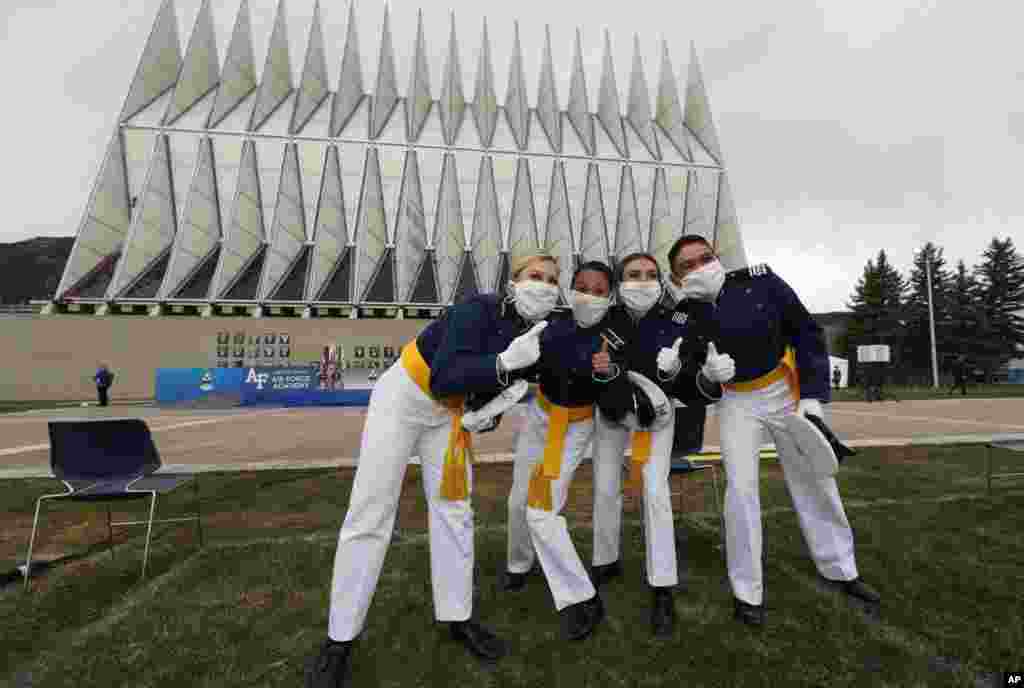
679, 266, 831, 402
419, 294, 531, 399
599, 303, 711, 407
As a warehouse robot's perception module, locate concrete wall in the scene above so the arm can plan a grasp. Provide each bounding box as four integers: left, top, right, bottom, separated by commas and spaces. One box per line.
1, 315, 428, 401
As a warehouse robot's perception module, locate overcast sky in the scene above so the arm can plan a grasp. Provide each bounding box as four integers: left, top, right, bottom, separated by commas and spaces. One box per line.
1, 0, 1021, 311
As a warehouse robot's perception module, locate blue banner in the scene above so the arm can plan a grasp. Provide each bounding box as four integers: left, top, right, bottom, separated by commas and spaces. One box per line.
155, 368, 247, 405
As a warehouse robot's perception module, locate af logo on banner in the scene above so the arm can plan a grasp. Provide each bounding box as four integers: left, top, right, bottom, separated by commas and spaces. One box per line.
246, 368, 270, 390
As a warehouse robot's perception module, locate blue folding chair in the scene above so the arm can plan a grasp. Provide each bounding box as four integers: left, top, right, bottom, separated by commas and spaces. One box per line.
24, 418, 202, 589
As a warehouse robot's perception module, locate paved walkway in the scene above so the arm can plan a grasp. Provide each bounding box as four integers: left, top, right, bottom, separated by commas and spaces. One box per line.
2, 398, 1023, 478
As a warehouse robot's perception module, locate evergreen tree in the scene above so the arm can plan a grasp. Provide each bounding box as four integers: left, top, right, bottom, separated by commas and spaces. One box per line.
847, 250, 907, 366
946, 259, 984, 365
903, 243, 950, 373
972, 237, 1024, 379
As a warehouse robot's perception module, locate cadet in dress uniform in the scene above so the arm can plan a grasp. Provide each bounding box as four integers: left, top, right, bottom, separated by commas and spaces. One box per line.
306, 254, 562, 687
503, 261, 616, 640
666, 235, 880, 627
588, 252, 724, 637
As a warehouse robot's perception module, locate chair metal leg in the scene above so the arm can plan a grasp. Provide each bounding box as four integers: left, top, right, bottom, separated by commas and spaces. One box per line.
24, 493, 66, 592
141, 492, 158, 580
24, 498, 46, 591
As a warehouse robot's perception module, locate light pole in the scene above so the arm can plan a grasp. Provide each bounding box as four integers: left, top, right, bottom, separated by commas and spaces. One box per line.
919, 249, 940, 388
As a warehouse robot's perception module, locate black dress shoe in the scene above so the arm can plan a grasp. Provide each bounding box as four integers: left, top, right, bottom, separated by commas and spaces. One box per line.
651, 587, 676, 638
829, 577, 881, 604
562, 594, 605, 640
500, 565, 536, 591
733, 598, 764, 627
305, 639, 353, 688
501, 570, 528, 591
449, 620, 507, 661
590, 560, 623, 587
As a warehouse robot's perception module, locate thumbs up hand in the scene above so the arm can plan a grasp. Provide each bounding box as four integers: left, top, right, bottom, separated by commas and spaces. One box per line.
498, 320, 549, 371
657, 337, 684, 378
701, 341, 736, 383
592, 337, 612, 375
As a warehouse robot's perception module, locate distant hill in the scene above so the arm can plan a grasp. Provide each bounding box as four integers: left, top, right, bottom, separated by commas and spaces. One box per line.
0, 237, 73, 304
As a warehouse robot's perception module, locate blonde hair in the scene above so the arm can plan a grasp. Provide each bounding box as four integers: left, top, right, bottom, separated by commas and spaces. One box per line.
510, 253, 559, 280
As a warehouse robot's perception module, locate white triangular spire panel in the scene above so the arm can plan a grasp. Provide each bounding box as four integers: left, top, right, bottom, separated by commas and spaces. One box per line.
567, 29, 594, 156
654, 123, 690, 164
506, 159, 540, 259
331, 1, 365, 136
109, 135, 177, 297
290, 1, 329, 135
504, 22, 530, 151
560, 113, 588, 157
406, 10, 433, 142
259, 143, 307, 299
597, 30, 627, 157
434, 153, 466, 304
370, 6, 399, 139
578, 162, 609, 265
471, 156, 503, 293
208, 0, 257, 129
307, 145, 348, 300
354, 147, 389, 300
655, 41, 690, 161
161, 136, 220, 299
417, 148, 443, 248
682, 167, 718, 241
472, 20, 498, 148
623, 117, 656, 162
627, 36, 660, 160
163, 0, 219, 126
417, 100, 448, 147
614, 165, 643, 259
248, 0, 294, 132
536, 26, 561, 153
121, 0, 182, 121
58, 132, 133, 299
684, 43, 723, 164
714, 172, 747, 270
544, 161, 575, 298
213, 139, 265, 298
394, 150, 428, 301
439, 12, 466, 146
648, 167, 677, 276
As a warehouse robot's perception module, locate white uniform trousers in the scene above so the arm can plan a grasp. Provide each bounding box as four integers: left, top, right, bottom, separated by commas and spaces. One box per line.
590, 408, 679, 588
508, 397, 597, 610
719, 378, 858, 606
328, 363, 475, 641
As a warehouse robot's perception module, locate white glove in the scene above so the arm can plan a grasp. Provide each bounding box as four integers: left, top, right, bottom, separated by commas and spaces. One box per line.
657, 337, 683, 377
797, 398, 823, 418
497, 321, 549, 371
462, 380, 530, 432
701, 342, 736, 383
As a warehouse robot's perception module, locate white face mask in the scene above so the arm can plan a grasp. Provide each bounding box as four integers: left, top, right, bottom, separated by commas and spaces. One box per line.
666, 277, 687, 303
679, 259, 726, 302
508, 279, 560, 321
618, 281, 662, 314
569, 290, 611, 328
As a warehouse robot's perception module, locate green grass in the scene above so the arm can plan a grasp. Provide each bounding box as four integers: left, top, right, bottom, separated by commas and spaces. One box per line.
832, 383, 1024, 402
1, 447, 1021, 687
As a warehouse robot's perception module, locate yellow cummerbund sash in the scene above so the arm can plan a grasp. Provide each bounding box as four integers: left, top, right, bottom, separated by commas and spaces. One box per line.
400, 341, 470, 501
724, 346, 801, 401
626, 431, 654, 493
527, 390, 594, 511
